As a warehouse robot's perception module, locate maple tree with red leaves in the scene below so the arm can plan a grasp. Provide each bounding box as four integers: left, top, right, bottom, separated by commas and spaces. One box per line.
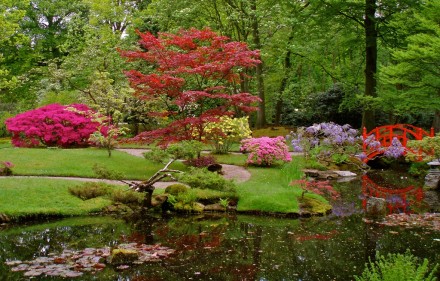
119, 28, 261, 145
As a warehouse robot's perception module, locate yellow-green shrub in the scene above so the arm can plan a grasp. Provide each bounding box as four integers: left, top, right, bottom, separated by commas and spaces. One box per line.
204, 116, 251, 154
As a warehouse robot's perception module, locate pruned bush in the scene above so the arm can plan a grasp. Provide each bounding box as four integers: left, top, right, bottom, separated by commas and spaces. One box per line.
111, 190, 143, 204
240, 136, 291, 166
204, 116, 252, 154
68, 182, 111, 200
92, 164, 124, 180
184, 155, 218, 168
0, 161, 14, 176
178, 167, 236, 192
5, 103, 105, 148
165, 183, 189, 195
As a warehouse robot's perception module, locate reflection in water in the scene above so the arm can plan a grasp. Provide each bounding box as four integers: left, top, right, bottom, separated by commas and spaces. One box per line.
0, 172, 439, 280
362, 174, 425, 214
0, 212, 439, 281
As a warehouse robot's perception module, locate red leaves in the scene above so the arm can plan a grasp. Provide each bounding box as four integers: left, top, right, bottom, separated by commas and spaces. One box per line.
291, 180, 340, 201
119, 28, 261, 145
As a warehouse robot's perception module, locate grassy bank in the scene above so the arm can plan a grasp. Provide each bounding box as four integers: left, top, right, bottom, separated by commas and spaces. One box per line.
0, 178, 116, 217
0, 147, 331, 218
236, 159, 309, 213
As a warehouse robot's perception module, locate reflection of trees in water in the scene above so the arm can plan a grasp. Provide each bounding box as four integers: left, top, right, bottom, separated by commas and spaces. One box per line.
1, 214, 439, 280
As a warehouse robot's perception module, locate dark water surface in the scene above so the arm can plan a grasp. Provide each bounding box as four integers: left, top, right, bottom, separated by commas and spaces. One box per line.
1, 176, 439, 280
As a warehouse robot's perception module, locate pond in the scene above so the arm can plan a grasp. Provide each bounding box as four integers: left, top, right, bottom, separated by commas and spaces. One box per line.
1, 174, 439, 280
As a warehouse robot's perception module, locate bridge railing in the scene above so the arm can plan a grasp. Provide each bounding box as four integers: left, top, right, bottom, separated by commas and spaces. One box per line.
362, 124, 434, 163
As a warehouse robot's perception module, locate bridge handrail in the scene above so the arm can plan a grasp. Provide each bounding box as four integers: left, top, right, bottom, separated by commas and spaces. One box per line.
362, 124, 434, 163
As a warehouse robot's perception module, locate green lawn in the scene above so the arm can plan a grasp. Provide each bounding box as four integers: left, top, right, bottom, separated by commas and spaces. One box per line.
0, 147, 330, 218
0, 147, 185, 180
0, 178, 117, 217
236, 159, 304, 213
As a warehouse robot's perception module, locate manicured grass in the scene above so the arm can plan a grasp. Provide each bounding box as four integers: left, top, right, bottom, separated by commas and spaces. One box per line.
0, 138, 11, 149
235, 157, 329, 214
0, 147, 186, 180
211, 152, 247, 166
0, 178, 119, 217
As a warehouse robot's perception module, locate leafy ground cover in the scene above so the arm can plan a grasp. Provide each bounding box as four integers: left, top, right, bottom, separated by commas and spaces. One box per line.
0, 147, 185, 180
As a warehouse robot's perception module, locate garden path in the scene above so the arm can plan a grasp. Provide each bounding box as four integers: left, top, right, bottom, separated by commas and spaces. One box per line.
0, 149, 251, 188
116, 148, 251, 183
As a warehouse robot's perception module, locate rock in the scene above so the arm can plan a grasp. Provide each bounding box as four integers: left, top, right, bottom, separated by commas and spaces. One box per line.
107, 249, 138, 265
151, 194, 168, 207
303, 169, 339, 180
204, 203, 226, 212
424, 170, 440, 190
334, 171, 357, 177
0, 213, 10, 223
193, 202, 205, 213
365, 197, 387, 220
423, 191, 440, 212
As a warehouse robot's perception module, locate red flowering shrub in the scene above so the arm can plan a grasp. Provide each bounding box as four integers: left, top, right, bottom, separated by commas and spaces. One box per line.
184, 155, 218, 168
5, 104, 102, 148
290, 179, 340, 201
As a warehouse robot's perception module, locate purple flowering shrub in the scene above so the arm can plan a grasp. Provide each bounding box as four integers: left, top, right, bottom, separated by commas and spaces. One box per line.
5, 104, 105, 148
0, 161, 14, 176
240, 136, 292, 166
288, 122, 361, 166
360, 135, 406, 161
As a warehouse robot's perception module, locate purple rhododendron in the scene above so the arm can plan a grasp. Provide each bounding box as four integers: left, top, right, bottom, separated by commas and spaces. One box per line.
6, 104, 105, 148
240, 136, 291, 166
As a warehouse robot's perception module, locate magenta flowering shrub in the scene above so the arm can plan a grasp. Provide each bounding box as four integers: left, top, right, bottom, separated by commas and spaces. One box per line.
0, 161, 14, 176
240, 136, 292, 166
5, 104, 103, 148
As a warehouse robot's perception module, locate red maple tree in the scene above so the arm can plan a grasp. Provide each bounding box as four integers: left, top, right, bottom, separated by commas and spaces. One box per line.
119, 28, 261, 145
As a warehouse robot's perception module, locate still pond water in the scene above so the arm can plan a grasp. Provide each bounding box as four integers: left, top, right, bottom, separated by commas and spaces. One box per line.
1, 174, 439, 281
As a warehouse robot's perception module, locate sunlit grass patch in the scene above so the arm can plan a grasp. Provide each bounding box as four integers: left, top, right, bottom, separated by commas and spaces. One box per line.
0, 178, 121, 217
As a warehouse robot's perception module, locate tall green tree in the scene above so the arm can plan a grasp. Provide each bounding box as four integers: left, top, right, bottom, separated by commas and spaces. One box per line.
381, 0, 440, 131
318, 0, 423, 130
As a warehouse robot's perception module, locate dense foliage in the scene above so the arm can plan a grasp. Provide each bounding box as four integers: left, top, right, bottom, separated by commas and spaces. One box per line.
119, 28, 260, 145
5, 104, 104, 148
203, 116, 252, 154
288, 122, 361, 167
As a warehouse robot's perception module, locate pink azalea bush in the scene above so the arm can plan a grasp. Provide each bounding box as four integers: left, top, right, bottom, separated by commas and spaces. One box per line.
0, 161, 14, 176
240, 136, 292, 166
5, 104, 103, 148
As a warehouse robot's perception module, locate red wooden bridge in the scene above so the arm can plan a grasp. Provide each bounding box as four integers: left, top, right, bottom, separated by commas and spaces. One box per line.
362, 124, 434, 163
362, 175, 424, 214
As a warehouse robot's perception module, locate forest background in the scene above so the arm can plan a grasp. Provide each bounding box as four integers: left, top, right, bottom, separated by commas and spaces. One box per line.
1, 0, 439, 136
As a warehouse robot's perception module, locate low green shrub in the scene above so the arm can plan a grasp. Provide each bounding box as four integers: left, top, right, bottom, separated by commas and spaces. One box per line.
92, 164, 124, 180
111, 189, 143, 204
178, 167, 236, 192
408, 162, 429, 178
165, 183, 189, 195
68, 182, 111, 200
354, 250, 438, 281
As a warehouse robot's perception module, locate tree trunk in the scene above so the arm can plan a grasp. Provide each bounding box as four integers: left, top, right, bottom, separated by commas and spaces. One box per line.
250, 0, 266, 128
274, 33, 294, 126
432, 110, 440, 133
362, 0, 378, 131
